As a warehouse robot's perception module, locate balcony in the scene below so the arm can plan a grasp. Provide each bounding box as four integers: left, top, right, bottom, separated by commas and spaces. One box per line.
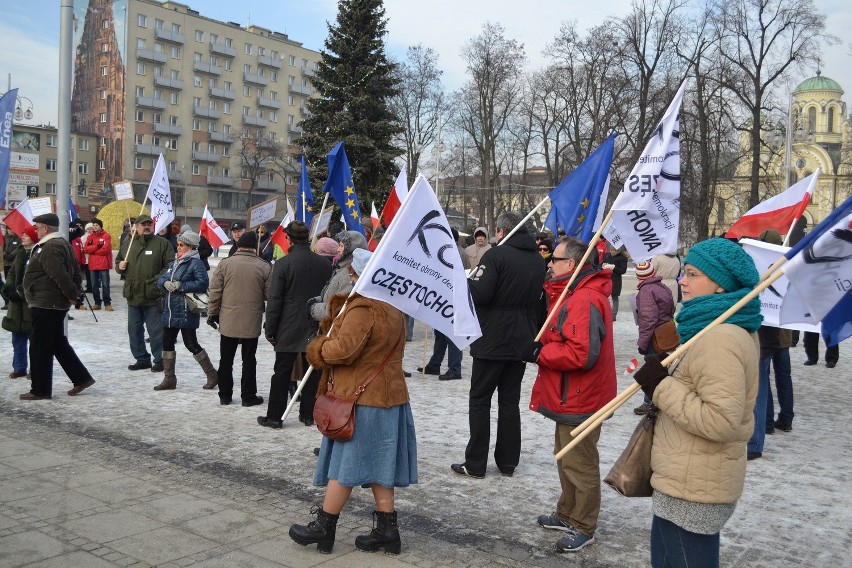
192, 106, 221, 119
301, 65, 316, 78
243, 72, 269, 86
155, 28, 185, 44
287, 123, 301, 134
241, 115, 267, 127
153, 123, 183, 136
167, 170, 184, 182
257, 96, 280, 109
135, 143, 166, 156
207, 175, 235, 187
255, 178, 281, 191
288, 84, 312, 96
209, 42, 236, 58
209, 87, 236, 101
300, 104, 310, 116
209, 131, 235, 144
192, 151, 220, 163
193, 61, 222, 76
135, 96, 166, 110
154, 76, 184, 90
258, 55, 282, 69
136, 48, 167, 63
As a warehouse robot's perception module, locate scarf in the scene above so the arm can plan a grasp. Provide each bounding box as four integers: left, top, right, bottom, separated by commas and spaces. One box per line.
675, 288, 763, 343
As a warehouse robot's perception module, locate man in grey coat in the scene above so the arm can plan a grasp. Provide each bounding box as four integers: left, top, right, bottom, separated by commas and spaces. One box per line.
258, 221, 333, 428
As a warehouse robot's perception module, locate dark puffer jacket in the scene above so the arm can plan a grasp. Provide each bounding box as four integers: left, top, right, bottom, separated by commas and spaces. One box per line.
1, 246, 33, 334
157, 250, 208, 329
468, 230, 547, 360
636, 276, 676, 353
23, 233, 84, 310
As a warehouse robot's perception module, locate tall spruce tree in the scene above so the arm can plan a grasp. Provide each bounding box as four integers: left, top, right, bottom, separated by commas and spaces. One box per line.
298, 0, 401, 206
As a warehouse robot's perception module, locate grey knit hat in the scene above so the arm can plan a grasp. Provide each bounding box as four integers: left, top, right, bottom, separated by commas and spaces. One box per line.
177, 231, 200, 248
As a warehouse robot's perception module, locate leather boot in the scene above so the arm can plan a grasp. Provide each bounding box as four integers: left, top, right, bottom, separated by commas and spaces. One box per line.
154, 351, 177, 390
194, 349, 218, 389
355, 510, 401, 554
289, 507, 338, 554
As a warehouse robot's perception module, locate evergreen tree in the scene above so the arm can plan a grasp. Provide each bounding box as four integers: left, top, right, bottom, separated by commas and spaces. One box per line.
298, 0, 402, 206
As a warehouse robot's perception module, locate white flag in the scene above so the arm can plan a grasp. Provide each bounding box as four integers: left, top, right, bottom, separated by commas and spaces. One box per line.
353, 175, 482, 349
146, 154, 174, 235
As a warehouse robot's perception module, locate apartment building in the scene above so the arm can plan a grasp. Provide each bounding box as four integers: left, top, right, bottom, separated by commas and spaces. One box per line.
71, 0, 320, 228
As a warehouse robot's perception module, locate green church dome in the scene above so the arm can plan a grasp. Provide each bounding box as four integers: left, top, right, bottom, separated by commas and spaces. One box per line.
794, 71, 843, 94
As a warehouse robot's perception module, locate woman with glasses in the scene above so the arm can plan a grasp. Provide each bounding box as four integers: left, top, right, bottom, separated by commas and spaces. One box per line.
154, 231, 217, 391
257, 225, 274, 263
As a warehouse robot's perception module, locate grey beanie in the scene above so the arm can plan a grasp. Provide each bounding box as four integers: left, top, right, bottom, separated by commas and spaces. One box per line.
351, 248, 372, 275
177, 231, 200, 248
180, 224, 193, 234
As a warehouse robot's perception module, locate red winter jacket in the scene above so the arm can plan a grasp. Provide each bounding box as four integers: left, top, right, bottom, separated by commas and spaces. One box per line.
83, 230, 113, 270
71, 237, 86, 267
529, 266, 617, 424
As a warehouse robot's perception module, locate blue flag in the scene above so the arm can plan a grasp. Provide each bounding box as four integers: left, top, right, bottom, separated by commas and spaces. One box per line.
821, 292, 852, 347
0, 88, 18, 209
322, 141, 365, 236
544, 133, 616, 241
297, 155, 313, 228
69, 194, 79, 223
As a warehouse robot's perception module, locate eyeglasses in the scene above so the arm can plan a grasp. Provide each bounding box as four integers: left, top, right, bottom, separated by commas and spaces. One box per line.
680, 269, 707, 280
549, 256, 571, 263
538, 247, 550, 252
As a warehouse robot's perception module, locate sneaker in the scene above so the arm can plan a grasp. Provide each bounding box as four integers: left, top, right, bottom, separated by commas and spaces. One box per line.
555, 529, 595, 552
773, 419, 792, 432
417, 366, 441, 376
537, 513, 573, 532
450, 463, 484, 479
104, 305, 114, 312
151, 362, 164, 372
634, 403, 653, 415
128, 360, 152, 371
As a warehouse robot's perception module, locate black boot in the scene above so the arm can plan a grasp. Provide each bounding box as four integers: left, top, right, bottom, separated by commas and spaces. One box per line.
355, 510, 401, 555
289, 507, 338, 554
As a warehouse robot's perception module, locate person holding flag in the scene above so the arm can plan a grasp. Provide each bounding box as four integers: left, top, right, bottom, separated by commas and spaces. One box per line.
323, 142, 365, 237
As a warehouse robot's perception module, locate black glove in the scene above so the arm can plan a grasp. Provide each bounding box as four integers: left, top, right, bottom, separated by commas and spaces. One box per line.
266, 335, 277, 346
206, 315, 219, 329
634, 353, 670, 399
97, 243, 103, 249
521, 341, 543, 363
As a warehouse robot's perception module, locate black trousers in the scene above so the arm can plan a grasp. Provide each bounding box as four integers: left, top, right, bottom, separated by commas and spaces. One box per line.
266, 352, 320, 421
217, 335, 258, 401
464, 358, 526, 475
29, 307, 93, 397
804, 331, 839, 364
162, 327, 203, 355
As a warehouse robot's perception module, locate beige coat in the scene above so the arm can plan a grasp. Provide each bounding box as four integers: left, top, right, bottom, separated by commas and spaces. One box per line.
207, 250, 272, 338
651, 324, 759, 504
651, 254, 681, 303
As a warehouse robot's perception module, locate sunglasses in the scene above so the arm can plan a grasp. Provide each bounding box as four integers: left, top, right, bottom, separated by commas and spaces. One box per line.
549, 256, 571, 263
538, 247, 550, 252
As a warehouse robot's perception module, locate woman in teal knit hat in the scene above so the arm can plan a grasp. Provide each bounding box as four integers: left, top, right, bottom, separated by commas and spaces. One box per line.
632, 238, 763, 568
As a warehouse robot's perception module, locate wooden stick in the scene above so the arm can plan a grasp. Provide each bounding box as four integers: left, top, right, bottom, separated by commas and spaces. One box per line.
421, 322, 428, 377
122, 197, 149, 267
556, 268, 786, 459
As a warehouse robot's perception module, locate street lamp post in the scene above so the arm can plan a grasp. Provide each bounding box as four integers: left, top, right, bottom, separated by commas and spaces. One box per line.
432, 116, 445, 200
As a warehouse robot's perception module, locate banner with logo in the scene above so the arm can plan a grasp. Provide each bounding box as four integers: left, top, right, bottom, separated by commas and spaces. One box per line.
145, 154, 174, 234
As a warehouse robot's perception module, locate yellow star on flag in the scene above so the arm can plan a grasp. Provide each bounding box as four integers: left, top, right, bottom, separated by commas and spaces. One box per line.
580, 198, 589, 208
350, 209, 359, 219
577, 213, 585, 223
344, 186, 354, 196
346, 198, 355, 208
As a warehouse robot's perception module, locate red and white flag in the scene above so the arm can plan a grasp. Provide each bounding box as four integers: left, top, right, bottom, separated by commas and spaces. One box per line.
380, 165, 408, 227
726, 169, 819, 239
269, 198, 296, 254
1, 198, 37, 239
370, 201, 381, 233
199, 205, 228, 249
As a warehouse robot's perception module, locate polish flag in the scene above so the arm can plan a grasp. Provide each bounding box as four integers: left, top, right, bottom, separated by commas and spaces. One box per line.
380, 165, 408, 227
199, 205, 228, 249
368, 201, 381, 251
726, 170, 819, 239
269, 198, 296, 254
1, 198, 37, 240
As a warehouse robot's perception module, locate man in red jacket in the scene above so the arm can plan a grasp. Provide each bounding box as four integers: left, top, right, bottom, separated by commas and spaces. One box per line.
83, 218, 113, 311
523, 237, 616, 553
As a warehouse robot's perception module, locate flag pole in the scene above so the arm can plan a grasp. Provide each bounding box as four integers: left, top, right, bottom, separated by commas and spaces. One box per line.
123, 196, 149, 267
558, 268, 786, 459
310, 193, 330, 249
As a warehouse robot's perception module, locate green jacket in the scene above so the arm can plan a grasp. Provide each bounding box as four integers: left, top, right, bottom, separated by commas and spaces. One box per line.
1, 246, 33, 334
115, 233, 175, 307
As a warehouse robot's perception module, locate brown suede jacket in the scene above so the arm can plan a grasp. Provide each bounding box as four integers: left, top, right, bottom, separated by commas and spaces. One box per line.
306, 293, 408, 408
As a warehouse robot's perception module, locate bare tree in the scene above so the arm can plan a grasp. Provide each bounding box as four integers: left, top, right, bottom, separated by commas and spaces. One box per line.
713, 0, 833, 208
238, 129, 288, 212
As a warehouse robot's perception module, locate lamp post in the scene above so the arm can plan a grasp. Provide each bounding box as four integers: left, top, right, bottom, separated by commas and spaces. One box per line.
432, 116, 445, 199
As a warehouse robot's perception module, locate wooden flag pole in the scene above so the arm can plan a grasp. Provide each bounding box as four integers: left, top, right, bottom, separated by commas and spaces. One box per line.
122, 196, 150, 267
556, 268, 786, 460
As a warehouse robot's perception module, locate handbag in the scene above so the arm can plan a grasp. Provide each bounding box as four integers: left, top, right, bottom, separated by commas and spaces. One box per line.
185, 291, 209, 315
604, 407, 657, 497
313, 336, 401, 441
652, 319, 680, 352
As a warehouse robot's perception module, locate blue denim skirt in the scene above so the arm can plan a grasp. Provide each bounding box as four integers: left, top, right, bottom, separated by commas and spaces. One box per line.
313, 403, 418, 488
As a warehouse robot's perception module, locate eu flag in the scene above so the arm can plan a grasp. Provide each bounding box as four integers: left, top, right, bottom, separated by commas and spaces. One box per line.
297, 155, 313, 228
322, 141, 365, 237
68, 194, 79, 223
544, 133, 616, 241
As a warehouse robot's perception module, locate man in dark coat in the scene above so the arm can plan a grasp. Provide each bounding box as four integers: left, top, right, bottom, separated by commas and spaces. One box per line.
451, 211, 547, 478
20, 213, 96, 400
227, 222, 245, 257
259, 221, 333, 428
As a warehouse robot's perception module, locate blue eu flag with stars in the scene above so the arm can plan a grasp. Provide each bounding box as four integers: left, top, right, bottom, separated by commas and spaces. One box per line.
322, 141, 365, 237
297, 155, 313, 228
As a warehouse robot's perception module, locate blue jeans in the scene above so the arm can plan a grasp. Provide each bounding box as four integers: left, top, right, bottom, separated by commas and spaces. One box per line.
91, 269, 111, 306
766, 348, 793, 426
12, 331, 30, 372
748, 357, 771, 453
651, 515, 720, 568
427, 330, 462, 375
127, 305, 163, 364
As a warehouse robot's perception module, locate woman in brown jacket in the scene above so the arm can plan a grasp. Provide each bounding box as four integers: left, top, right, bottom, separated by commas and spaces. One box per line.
289, 249, 416, 556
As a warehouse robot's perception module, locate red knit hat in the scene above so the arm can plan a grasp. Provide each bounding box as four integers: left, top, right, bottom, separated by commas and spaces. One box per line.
635, 261, 656, 280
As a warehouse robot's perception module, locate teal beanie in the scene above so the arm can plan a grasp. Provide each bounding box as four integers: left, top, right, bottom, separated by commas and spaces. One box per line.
684, 238, 759, 292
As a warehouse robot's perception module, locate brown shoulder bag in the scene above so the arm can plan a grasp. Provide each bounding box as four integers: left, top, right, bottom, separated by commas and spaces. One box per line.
652, 319, 680, 352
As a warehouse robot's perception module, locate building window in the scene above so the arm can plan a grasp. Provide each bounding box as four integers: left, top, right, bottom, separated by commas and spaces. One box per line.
46, 159, 57, 171
171, 46, 181, 59
245, 43, 252, 55
137, 38, 145, 49
223, 146, 230, 157
135, 158, 144, 169
192, 96, 201, 107
152, 112, 161, 124
170, 69, 179, 80
167, 138, 177, 150
78, 162, 89, 175
207, 121, 216, 132
258, 46, 265, 56
47, 134, 57, 147
100, 89, 107, 99
98, 160, 106, 170
223, 102, 231, 114
271, 49, 278, 59
209, 100, 217, 110
270, 71, 278, 82
270, 111, 277, 123
192, 119, 201, 131
169, 115, 179, 125
136, 62, 145, 75
153, 66, 162, 77
287, 114, 294, 125
244, 64, 251, 74
100, 112, 108, 123
135, 110, 144, 122
288, 55, 295, 66
807, 107, 817, 133
193, 75, 201, 87
46, 183, 56, 195
210, 55, 218, 66
828, 108, 835, 133
288, 95, 294, 106
208, 144, 218, 154
224, 37, 232, 47
243, 85, 251, 96
152, 136, 161, 146
101, 66, 108, 76
99, 136, 107, 146
172, 23, 181, 33
168, 160, 177, 171
155, 19, 164, 30
78, 139, 89, 151
242, 106, 250, 116
137, 14, 147, 27
154, 42, 164, 53
209, 33, 218, 44
101, 41, 109, 52
170, 92, 179, 105
135, 85, 145, 96
135, 133, 144, 144
224, 59, 232, 71
195, 30, 203, 42
192, 164, 200, 175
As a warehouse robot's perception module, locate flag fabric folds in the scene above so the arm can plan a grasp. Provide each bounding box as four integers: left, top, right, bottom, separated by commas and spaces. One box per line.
726, 170, 818, 239
199, 205, 228, 249
381, 166, 408, 227
269, 198, 296, 254
352, 175, 482, 349
297, 155, 314, 228
322, 141, 365, 237
1, 198, 36, 239
0, 89, 18, 209
145, 154, 174, 235
544, 133, 616, 241
780, 193, 852, 346
68, 194, 79, 223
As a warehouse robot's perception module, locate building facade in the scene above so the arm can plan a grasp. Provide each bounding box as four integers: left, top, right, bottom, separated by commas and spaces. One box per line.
70, 0, 320, 228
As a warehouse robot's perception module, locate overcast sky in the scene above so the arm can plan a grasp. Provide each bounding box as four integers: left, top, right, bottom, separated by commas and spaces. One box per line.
2, 0, 850, 128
